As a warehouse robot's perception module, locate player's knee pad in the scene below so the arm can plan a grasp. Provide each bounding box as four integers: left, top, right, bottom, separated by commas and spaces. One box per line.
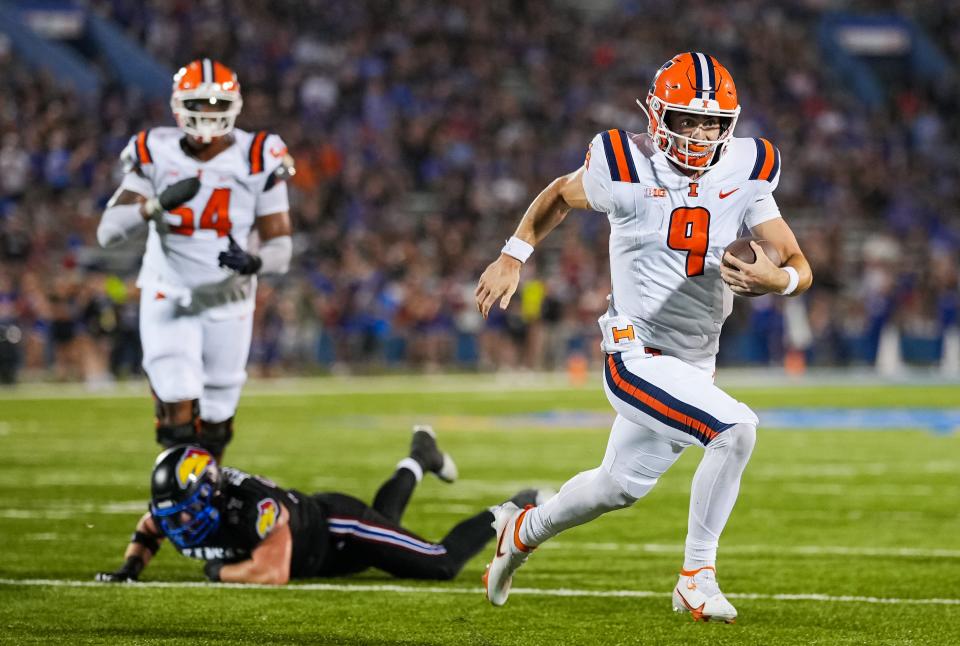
711, 422, 757, 464
154, 398, 200, 447
592, 467, 639, 511
198, 417, 234, 461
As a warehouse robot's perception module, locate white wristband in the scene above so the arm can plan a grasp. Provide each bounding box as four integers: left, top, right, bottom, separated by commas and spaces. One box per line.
779, 266, 800, 296
501, 236, 534, 263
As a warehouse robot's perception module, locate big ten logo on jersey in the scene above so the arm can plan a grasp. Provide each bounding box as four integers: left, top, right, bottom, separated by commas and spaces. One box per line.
167, 183, 232, 238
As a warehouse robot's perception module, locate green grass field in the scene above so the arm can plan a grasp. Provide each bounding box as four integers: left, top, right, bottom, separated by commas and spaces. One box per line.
1, 378, 958, 645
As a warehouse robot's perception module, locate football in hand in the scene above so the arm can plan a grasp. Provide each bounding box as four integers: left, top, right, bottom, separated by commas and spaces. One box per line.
722, 236, 782, 297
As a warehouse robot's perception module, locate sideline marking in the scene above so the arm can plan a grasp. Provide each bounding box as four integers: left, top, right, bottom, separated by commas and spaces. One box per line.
3, 504, 956, 559
0, 578, 956, 606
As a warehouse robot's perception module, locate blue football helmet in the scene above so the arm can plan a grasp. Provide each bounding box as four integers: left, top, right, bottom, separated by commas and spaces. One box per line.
149, 445, 221, 549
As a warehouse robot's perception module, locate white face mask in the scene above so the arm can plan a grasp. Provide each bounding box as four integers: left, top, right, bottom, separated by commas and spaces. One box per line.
171, 93, 243, 143
640, 97, 740, 170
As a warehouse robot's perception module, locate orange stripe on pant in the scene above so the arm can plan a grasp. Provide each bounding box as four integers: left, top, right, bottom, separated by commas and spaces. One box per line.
606, 354, 717, 441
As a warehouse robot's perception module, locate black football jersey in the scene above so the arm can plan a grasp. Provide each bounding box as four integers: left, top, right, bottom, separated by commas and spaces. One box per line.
170, 466, 329, 577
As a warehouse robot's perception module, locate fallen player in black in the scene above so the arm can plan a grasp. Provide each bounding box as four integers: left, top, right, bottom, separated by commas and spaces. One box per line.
96, 426, 544, 584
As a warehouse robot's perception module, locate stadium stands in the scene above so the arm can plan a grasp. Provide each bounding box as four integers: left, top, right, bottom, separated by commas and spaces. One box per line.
0, 0, 956, 382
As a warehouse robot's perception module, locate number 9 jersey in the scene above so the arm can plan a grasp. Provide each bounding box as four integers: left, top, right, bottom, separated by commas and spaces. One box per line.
583, 129, 783, 372
119, 126, 291, 307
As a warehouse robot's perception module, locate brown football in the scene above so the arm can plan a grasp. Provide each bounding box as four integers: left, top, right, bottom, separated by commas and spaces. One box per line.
722, 236, 782, 297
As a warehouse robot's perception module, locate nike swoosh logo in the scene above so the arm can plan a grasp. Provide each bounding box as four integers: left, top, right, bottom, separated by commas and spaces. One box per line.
719, 188, 740, 199
495, 524, 508, 557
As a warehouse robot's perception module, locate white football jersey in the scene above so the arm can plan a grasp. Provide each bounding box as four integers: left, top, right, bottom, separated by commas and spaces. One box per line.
583, 130, 783, 370
118, 127, 290, 304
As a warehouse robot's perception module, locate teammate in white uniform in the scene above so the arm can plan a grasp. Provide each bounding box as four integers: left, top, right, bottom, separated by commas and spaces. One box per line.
476, 52, 812, 621
97, 59, 294, 460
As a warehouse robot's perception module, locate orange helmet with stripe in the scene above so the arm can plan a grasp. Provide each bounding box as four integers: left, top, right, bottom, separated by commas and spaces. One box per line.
171, 59, 242, 143
639, 52, 740, 170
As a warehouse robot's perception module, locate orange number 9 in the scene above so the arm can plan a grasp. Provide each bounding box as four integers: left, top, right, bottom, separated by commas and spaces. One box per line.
667, 207, 710, 277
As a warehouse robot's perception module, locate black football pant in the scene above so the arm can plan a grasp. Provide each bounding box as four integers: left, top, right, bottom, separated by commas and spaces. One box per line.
312, 468, 495, 580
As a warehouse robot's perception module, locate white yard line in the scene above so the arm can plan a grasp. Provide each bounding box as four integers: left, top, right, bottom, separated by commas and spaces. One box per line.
0, 578, 956, 606
544, 542, 960, 559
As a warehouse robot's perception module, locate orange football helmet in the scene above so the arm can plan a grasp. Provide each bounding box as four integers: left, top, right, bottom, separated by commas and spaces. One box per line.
171, 58, 242, 143
639, 52, 740, 170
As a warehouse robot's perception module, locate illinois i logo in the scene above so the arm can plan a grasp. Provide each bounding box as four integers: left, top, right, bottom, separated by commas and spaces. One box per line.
256, 498, 279, 538
176, 448, 212, 489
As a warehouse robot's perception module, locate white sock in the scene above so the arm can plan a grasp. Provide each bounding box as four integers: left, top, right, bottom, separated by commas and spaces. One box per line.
396, 457, 423, 482
683, 423, 756, 571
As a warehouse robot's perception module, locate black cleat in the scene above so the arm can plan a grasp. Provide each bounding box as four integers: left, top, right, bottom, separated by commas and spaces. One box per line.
410, 425, 458, 483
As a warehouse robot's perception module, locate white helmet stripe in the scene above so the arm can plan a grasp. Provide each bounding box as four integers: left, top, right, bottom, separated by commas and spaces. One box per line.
694, 52, 711, 101
202, 58, 213, 85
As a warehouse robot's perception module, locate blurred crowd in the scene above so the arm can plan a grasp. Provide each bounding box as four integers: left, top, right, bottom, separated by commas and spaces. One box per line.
0, 0, 957, 384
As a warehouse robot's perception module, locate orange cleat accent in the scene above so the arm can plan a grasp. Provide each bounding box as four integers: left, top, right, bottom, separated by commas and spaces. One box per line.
672, 566, 737, 623
512, 505, 535, 553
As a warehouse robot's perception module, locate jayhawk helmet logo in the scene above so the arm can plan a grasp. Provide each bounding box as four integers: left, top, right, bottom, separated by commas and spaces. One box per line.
150, 445, 221, 549
640, 52, 741, 170
176, 447, 213, 489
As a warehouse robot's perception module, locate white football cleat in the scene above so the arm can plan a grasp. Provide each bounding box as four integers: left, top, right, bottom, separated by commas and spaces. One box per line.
672, 566, 737, 623
483, 502, 535, 607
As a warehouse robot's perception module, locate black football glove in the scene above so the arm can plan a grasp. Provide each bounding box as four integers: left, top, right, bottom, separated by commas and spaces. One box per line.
218, 235, 262, 275
94, 556, 144, 583
204, 559, 225, 582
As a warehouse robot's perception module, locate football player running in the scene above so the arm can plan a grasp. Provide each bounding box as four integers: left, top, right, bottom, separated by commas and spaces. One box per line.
96, 428, 547, 584
96, 59, 294, 460
476, 53, 812, 622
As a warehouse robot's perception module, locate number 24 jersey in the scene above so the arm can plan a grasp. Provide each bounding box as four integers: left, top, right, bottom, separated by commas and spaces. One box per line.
119, 127, 290, 297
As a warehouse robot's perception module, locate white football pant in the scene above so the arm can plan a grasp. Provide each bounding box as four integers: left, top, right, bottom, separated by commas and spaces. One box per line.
521, 347, 758, 570
139, 286, 253, 423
